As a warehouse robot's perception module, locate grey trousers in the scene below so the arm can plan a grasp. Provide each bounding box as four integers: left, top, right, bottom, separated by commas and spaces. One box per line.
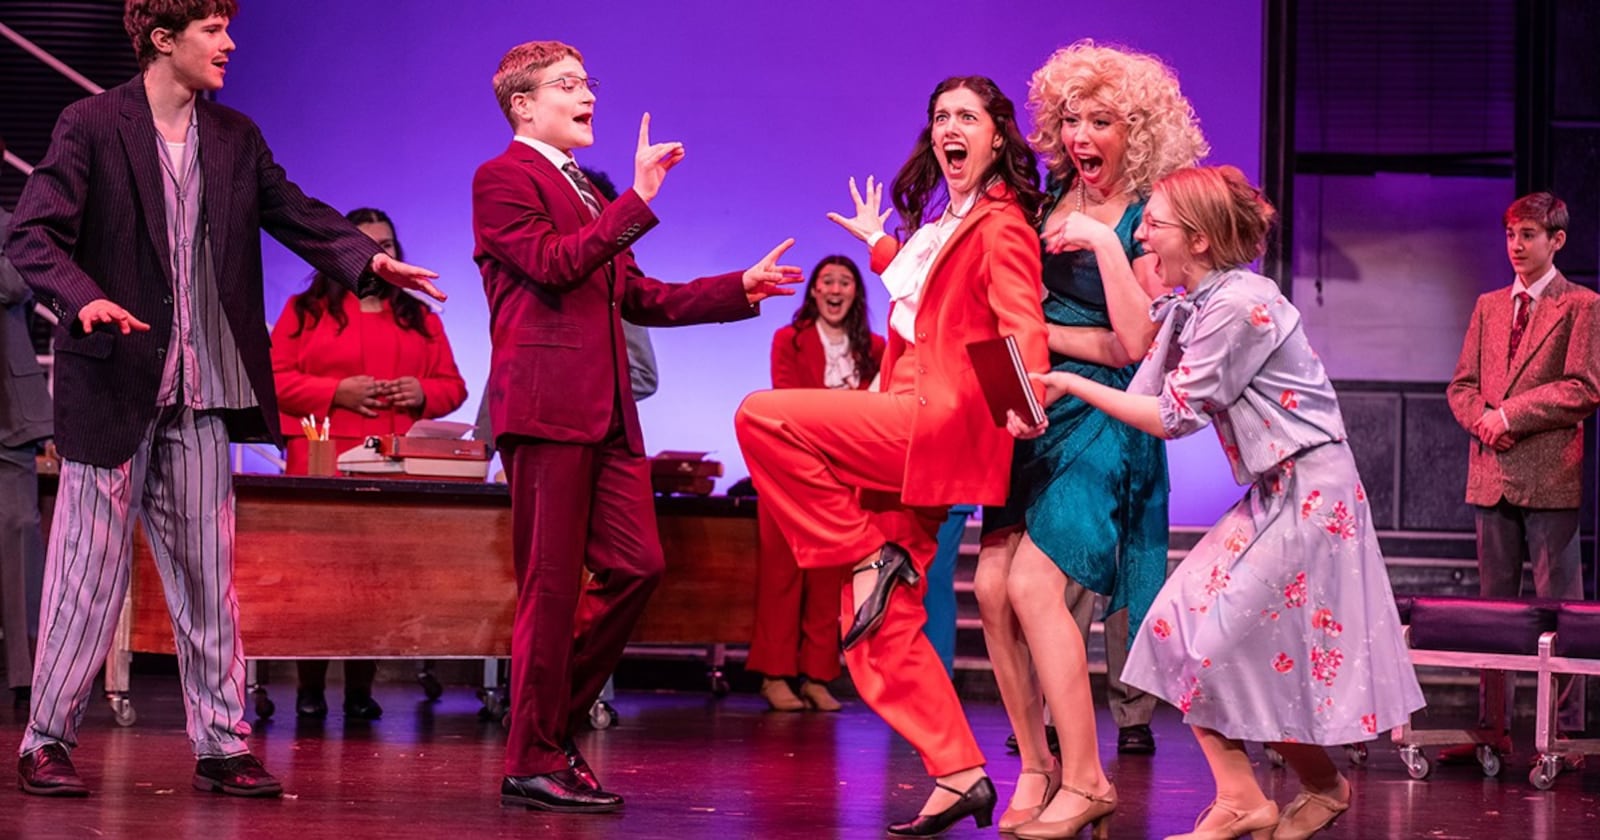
1065, 577, 1155, 729
21, 407, 251, 758
0, 442, 45, 690
1475, 501, 1587, 734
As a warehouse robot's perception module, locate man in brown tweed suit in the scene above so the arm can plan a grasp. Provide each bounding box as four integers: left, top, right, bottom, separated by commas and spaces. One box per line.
1447, 191, 1599, 744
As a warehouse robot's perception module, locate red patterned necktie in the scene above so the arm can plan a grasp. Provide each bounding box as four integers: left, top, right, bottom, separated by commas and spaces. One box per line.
1508, 291, 1532, 356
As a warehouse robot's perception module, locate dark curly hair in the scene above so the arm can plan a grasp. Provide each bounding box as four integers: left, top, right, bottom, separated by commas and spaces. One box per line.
788, 255, 878, 385
890, 76, 1044, 235
289, 208, 431, 338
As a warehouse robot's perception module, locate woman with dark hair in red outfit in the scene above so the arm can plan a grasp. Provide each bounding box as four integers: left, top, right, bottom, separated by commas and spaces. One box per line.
737, 75, 1049, 836
748, 255, 885, 712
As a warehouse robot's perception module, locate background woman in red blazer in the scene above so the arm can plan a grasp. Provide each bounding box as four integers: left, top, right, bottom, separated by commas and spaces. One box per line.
270, 207, 468, 719
737, 76, 1049, 836
749, 256, 885, 712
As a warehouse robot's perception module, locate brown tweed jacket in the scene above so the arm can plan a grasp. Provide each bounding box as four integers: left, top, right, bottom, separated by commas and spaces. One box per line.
1447, 273, 1600, 508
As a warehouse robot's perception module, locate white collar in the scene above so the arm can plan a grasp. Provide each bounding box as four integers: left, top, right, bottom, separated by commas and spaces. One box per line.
513, 135, 576, 172
1512, 265, 1559, 301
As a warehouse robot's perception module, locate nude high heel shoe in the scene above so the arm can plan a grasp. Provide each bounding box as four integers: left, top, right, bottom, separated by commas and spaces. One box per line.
1162, 799, 1279, 840
1273, 776, 1350, 840
998, 762, 1062, 833
1013, 782, 1116, 840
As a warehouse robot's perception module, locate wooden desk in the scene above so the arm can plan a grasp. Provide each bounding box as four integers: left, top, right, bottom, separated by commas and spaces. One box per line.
41, 475, 758, 658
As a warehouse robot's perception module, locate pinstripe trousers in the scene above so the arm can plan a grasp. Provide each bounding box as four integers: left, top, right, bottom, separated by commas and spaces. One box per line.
21, 407, 250, 758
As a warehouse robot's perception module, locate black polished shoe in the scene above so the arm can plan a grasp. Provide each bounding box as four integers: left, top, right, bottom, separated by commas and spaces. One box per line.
1005, 725, 1061, 756
193, 754, 283, 797
296, 689, 328, 720
343, 696, 384, 720
501, 769, 622, 813
18, 743, 89, 797
562, 738, 601, 791
887, 776, 996, 837
1117, 723, 1156, 755
842, 542, 919, 651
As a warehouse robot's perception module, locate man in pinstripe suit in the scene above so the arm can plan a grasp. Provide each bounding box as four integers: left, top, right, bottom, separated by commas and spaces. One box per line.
4, 1, 443, 797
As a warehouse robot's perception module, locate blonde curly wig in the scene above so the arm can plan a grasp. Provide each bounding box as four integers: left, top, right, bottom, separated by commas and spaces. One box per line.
1027, 40, 1209, 197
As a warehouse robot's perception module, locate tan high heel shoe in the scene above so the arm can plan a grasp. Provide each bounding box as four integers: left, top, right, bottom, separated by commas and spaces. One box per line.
1273, 776, 1350, 840
1163, 799, 1279, 840
998, 762, 1062, 833
798, 680, 842, 712
1013, 781, 1116, 840
759, 678, 806, 712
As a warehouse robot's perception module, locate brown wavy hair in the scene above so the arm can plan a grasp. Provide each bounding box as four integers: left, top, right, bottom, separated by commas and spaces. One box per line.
890, 76, 1043, 234
124, 0, 239, 68
289, 208, 431, 338
788, 255, 879, 385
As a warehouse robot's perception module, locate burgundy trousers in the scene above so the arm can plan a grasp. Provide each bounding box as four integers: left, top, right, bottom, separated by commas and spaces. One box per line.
501, 430, 663, 776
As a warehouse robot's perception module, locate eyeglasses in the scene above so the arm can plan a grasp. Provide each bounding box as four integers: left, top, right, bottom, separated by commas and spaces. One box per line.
1142, 215, 1184, 231
530, 75, 599, 94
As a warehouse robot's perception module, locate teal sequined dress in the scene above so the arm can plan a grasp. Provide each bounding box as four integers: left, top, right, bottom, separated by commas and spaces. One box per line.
982, 196, 1169, 637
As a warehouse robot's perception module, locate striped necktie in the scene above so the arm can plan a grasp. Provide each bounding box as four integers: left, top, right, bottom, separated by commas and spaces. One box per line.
562, 162, 603, 218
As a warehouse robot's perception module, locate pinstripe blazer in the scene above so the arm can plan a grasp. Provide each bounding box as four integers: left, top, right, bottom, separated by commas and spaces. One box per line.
1447, 273, 1600, 508
3, 76, 381, 468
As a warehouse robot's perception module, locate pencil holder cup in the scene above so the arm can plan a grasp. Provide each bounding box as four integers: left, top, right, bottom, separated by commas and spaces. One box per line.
306, 439, 336, 477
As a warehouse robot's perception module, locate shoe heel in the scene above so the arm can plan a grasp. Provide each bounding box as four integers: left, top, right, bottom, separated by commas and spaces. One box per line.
973, 802, 994, 829
1091, 814, 1113, 840
1249, 827, 1275, 840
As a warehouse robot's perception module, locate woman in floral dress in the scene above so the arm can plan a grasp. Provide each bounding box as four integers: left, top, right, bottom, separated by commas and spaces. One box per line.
1026, 165, 1423, 840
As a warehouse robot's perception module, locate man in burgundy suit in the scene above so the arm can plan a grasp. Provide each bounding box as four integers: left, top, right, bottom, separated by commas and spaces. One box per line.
473, 40, 799, 813
1447, 191, 1600, 751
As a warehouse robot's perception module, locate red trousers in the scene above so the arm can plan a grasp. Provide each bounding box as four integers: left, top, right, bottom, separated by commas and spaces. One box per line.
735, 371, 985, 776
501, 431, 663, 776
746, 503, 845, 682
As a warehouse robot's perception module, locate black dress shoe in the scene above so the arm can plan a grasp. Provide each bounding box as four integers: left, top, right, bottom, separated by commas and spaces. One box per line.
296, 689, 328, 720
1117, 723, 1156, 755
562, 738, 601, 791
842, 542, 920, 651
343, 696, 384, 720
501, 769, 622, 813
886, 776, 996, 836
1005, 725, 1060, 756
193, 754, 283, 797
18, 743, 89, 797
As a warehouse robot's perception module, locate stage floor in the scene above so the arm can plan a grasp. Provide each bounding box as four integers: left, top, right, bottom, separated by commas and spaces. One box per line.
1, 676, 1595, 839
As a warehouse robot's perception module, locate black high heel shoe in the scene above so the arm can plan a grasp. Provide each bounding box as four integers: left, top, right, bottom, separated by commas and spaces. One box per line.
887, 776, 997, 837
841, 542, 919, 651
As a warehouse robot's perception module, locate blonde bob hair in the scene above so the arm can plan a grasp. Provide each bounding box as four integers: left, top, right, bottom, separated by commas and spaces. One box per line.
1027, 40, 1209, 196
1154, 165, 1277, 270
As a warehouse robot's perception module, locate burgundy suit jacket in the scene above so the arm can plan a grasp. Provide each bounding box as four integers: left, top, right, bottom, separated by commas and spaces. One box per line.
1447, 272, 1600, 508
472, 141, 755, 455
4, 76, 381, 467
770, 320, 885, 389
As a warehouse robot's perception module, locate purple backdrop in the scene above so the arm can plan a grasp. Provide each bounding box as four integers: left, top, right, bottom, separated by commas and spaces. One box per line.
224, 0, 1262, 525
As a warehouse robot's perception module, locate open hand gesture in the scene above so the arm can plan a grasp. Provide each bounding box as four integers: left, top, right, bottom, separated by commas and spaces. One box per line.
370, 252, 445, 302
826, 176, 892, 243
632, 112, 685, 202
77, 298, 150, 335
742, 238, 804, 304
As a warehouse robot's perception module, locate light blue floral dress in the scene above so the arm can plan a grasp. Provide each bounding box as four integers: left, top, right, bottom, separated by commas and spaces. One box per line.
1119, 268, 1425, 745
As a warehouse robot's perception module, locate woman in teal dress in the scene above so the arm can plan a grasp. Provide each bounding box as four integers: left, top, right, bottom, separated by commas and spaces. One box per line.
973, 41, 1208, 838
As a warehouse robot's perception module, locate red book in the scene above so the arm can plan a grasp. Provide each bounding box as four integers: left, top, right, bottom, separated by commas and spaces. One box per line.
966, 335, 1045, 427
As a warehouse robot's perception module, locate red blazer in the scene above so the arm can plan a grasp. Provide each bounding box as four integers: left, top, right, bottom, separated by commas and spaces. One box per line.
270, 295, 468, 474
870, 189, 1048, 507
472, 141, 756, 454
1447, 272, 1600, 508
770, 320, 885, 390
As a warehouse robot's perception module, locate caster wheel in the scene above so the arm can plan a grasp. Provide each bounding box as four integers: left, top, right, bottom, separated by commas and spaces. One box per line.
1265, 746, 1286, 768
110, 696, 137, 727
418, 673, 443, 701
477, 689, 505, 720
1529, 755, 1560, 790
589, 700, 617, 730
1408, 745, 1433, 780
254, 694, 276, 720
710, 676, 730, 698
1477, 745, 1502, 778
1346, 743, 1369, 766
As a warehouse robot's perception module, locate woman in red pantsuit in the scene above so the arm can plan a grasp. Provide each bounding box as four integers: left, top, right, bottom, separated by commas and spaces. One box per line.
736, 76, 1049, 836
270, 207, 468, 718
749, 255, 885, 712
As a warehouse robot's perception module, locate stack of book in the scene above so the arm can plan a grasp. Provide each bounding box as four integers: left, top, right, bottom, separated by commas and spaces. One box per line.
650, 450, 722, 496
